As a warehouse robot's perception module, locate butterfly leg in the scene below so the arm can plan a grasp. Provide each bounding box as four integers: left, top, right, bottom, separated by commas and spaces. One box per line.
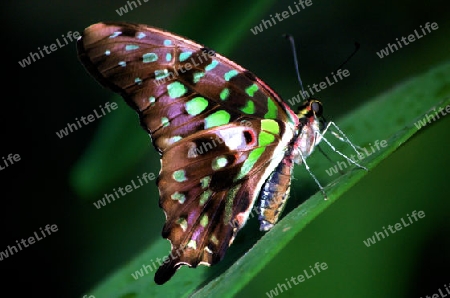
318, 121, 368, 171
298, 149, 328, 200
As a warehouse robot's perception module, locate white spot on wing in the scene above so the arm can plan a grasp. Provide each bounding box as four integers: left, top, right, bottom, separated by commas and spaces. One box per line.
216, 126, 251, 150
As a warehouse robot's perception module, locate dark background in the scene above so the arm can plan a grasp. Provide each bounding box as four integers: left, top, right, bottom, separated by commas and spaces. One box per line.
2, 0, 449, 297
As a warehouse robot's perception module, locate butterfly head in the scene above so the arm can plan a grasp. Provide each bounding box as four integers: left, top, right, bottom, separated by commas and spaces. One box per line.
296, 98, 327, 134
293, 98, 326, 163
296, 98, 324, 124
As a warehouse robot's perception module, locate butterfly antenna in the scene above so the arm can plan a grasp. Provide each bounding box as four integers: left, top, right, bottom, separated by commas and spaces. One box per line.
332, 42, 360, 73
283, 34, 307, 99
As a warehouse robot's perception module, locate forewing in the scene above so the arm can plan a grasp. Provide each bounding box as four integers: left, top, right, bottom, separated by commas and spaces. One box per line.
77, 22, 298, 153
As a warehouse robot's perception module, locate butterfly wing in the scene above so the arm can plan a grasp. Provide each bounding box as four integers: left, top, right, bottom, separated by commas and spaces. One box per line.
77, 22, 299, 284
154, 119, 292, 284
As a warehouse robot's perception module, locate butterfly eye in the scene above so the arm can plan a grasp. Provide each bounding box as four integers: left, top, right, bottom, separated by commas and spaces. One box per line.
311, 101, 323, 116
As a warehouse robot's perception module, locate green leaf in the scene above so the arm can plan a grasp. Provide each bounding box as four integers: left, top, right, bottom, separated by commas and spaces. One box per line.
87, 61, 450, 297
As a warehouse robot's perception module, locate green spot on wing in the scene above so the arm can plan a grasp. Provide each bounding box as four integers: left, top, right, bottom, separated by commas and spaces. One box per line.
261, 119, 280, 135
259, 131, 275, 146
109, 32, 121, 38
210, 235, 219, 245
193, 72, 205, 83
166, 53, 172, 62
171, 192, 186, 204
264, 97, 278, 119
186, 97, 208, 116
143, 53, 158, 63
200, 176, 211, 189
199, 190, 212, 206
235, 147, 265, 180
224, 69, 238, 81
245, 84, 259, 97
200, 215, 209, 227
161, 117, 170, 127
167, 81, 188, 98
179, 51, 192, 62
136, 32, 146, 39
240, 100, 255, 114
212, 156, 228, 170
172, 170, 187, 182
205, 60, 219, 71
169, 136, 182, 144
176, 217, 188, 232
205, 110, 231, 128
220, 88, 230, 100
155, 69, 169, 80
125, 44, 139, 51
224, 184, 241, 224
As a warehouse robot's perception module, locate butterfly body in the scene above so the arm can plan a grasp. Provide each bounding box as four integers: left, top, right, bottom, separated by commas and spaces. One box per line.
77, 22, 328, 284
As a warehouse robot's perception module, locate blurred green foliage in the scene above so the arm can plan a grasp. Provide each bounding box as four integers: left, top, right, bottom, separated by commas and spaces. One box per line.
10, 0, 448, 296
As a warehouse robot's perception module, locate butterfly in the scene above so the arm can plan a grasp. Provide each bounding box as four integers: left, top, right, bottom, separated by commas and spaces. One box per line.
77, 22, 362, 284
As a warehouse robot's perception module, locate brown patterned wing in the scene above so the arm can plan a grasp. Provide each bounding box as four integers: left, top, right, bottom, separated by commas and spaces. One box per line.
154, 119, 294, 284
77, 22, 300, 284
77, 22, 298, 153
